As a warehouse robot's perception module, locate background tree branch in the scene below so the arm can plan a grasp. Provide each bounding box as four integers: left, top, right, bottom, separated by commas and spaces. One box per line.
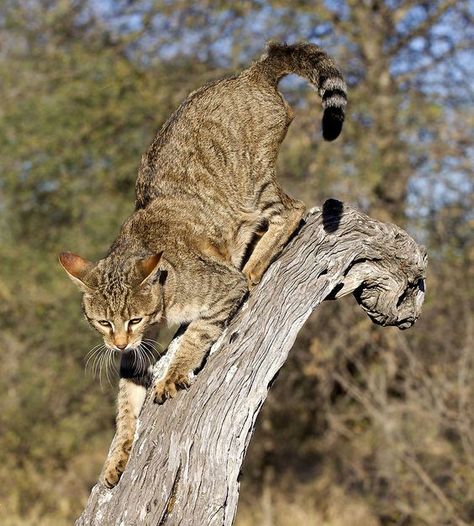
76, 200, 427, 526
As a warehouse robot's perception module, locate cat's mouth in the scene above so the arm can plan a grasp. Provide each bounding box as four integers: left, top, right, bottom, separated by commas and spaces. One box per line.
108, 338, 142, 353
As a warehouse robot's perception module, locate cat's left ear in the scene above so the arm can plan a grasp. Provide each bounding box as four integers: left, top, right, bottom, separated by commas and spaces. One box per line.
137, 252, 164, 286
59, 252, 95, 293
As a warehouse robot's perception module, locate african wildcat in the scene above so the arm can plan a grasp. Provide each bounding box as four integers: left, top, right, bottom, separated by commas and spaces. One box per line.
59, 42, 347, 488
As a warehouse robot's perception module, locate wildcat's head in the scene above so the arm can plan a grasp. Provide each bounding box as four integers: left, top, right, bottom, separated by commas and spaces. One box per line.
59, 251, 164, 352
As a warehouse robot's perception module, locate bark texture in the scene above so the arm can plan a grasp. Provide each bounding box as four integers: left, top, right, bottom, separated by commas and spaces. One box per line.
77, 200, 427, 526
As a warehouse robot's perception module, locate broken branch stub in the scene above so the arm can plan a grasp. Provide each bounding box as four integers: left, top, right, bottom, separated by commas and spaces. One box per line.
76, 200, 427, 526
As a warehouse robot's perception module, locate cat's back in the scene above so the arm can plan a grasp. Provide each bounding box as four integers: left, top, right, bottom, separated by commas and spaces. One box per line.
135, 70, 289, 210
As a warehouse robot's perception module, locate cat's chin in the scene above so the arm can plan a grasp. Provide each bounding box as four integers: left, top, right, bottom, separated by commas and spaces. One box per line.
104, 344, 123, 353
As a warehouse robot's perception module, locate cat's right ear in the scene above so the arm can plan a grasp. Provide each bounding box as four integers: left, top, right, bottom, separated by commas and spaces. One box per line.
59, 252, 94, 293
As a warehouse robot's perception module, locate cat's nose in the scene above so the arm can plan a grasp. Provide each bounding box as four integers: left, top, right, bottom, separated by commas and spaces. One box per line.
115, 343, 127, 350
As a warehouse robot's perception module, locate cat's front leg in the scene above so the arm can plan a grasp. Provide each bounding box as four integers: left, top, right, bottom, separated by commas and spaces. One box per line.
101, 378, 146, 488
154, 271, 247, 404
153, 318, 220, 403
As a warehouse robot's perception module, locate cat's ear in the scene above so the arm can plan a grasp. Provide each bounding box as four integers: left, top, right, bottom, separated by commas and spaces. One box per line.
137, 252, 164, 286
59, 252, 94, 293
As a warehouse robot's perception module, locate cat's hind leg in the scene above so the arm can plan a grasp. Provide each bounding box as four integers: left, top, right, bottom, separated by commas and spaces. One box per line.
243, 189, 306, 287
100, 378, 146, 488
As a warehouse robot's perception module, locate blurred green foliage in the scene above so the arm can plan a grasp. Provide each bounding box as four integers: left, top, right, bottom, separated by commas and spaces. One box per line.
0, 1, 472, 524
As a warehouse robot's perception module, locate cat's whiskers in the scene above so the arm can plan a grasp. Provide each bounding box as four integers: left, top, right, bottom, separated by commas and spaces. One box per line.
131, 343, 154, 374
141, 340, 156, 357
94, 345, 110, 389
141, 346, 149, 370
140, 348, 146, 372
109, 348, 119, 381
136, 347, 145, 374
140, 342, 160, 366
93, 351, 103, 378
131, 348, 138, 369
85, 349, 101, 373
86, 342, 105, 357
88, 345, 115, 389
105, 348, 114, 386
132, 348, 140, 371
85, 343, 105, 370
85, 344, 106, 375
98, 351, 105, 389
142, 338, 163, 357
142, 337, 163, 350
140, 344, 156, 367
143, 345, 156, 363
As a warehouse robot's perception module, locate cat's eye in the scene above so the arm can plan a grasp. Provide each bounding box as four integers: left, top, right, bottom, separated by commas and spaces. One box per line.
129, 318, 143, 325
98, 320, 111, 328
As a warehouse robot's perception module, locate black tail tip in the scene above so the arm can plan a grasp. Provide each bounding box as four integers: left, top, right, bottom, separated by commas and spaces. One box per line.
322, 107, 345, 141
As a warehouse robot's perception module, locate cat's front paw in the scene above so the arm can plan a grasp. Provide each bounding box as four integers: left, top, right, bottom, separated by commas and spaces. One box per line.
100, 447, 131, 488
101, 460, 124, 489
153, 373, 191, 405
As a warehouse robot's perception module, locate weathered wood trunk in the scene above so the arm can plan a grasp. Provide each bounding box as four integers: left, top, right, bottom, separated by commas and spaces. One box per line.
77, 200, 427, 526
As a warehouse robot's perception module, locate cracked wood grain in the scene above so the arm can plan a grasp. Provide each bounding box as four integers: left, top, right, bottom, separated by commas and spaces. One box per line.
76, 199, 427, 526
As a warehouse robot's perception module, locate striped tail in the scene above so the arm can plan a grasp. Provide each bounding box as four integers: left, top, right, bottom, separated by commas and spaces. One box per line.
254, 42, 347, 141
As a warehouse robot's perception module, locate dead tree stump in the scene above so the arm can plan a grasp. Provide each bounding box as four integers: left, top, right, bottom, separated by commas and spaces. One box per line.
77, 200, 427, 526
